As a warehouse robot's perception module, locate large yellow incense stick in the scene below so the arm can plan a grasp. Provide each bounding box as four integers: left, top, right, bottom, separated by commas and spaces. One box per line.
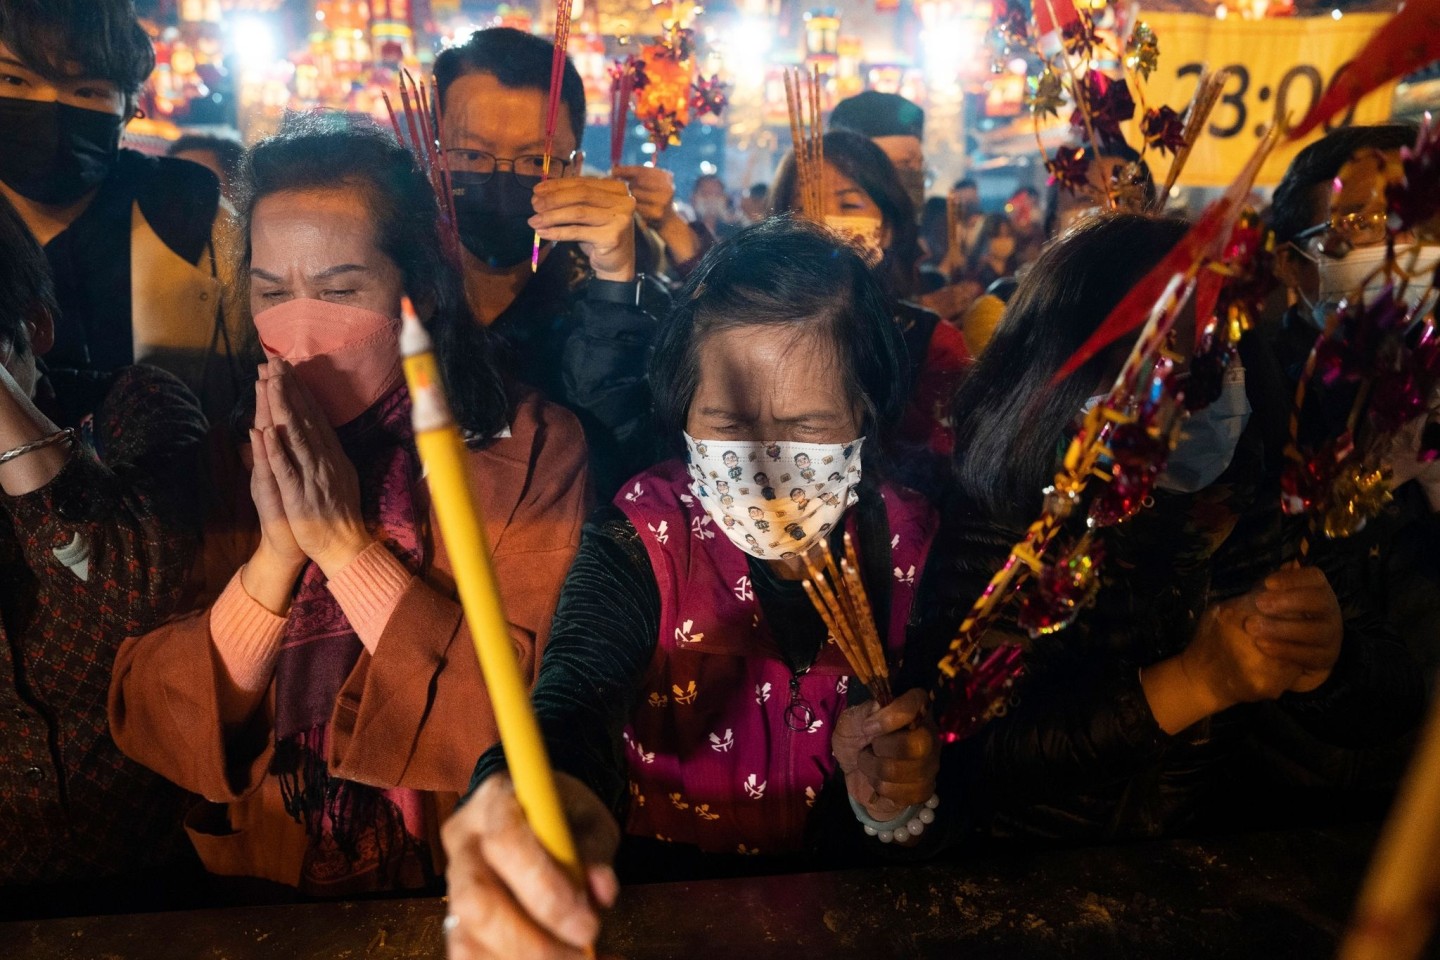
1338, 687, 1440, 960
398, 298, 583, 884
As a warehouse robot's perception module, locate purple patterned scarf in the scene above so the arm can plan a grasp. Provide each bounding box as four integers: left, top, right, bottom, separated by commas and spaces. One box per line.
269, 386, 430, 890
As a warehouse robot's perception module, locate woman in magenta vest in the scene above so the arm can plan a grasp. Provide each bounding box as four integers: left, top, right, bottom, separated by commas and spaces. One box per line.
441, 218, 944, 959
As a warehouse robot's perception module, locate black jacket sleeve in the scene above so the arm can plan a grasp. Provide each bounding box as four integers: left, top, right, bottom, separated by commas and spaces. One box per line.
919, 506, 1188, 829
559, 283, 670, 499
943, 655, 1176, 823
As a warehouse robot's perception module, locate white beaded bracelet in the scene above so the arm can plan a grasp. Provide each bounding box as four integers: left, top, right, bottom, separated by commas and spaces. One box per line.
850, 793, 939, 844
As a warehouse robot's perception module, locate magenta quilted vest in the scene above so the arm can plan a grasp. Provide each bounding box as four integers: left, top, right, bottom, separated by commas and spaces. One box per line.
615, 459, 935, 855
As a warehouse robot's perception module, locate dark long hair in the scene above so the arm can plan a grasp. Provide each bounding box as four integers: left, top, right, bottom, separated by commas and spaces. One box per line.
650, 216, 907, 465
966, 213, 1017, 278
237, 113, 509, 439
950, 212, 1189, 525
769, 130, 922, 300
0, 193, 57, 357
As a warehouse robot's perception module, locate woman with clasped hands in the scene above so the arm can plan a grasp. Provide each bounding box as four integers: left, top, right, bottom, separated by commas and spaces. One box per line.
109, 116, 588, 896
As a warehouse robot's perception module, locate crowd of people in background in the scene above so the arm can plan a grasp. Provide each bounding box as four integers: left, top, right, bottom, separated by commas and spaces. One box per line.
1, 2, 1437, 959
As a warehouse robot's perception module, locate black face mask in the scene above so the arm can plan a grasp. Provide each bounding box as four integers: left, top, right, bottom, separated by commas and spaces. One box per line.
0, 98, 123, 206
451, 171, 544, 269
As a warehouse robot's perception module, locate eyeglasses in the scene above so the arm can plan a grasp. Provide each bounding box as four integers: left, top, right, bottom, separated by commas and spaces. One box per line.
443, 148, 577, 182
1292, 210, 1389, 259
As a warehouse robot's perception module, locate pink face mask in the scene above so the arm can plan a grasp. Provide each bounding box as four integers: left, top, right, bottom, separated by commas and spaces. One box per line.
252, 298, 402, 427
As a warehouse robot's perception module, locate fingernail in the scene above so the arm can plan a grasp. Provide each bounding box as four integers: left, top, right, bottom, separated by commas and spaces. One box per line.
591, 864, 619, 909
862, 719, 883, 737
558, 906, 599, 948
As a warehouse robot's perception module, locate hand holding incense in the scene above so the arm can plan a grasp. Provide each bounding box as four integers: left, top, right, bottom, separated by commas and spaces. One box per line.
802, 534, 892, 706
398, 298, 584, 887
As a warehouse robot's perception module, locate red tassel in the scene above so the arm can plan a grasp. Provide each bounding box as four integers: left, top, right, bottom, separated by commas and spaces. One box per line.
1051, 201, 1231, 383
1289, 0, 1440, 140
1050, 129, 1281, 384
1034, 0, 1079, 37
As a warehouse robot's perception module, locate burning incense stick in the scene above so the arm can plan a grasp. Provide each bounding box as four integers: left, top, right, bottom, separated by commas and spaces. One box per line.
399, 299, 585, 888
1338, 690, 1440, 960
610, 58, 636, 169
802, 534, 893, 706
383, 69, 462, 268
534, 0, 576, 273
784, 66, 828, 221
1159, 68, 1231, 202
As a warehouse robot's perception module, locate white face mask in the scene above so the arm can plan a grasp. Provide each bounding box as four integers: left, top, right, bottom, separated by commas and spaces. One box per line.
824, 215, 886, 267
1157, 362, 1251, 494
1304, 244, 1440, 326
684, 433, 864, 560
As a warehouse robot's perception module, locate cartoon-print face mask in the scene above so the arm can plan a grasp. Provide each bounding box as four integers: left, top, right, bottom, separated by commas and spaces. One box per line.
684, 433, 864, 559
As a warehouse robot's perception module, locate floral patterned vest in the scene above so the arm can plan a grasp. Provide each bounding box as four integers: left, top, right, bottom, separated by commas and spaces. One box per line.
615, 459, 935, 855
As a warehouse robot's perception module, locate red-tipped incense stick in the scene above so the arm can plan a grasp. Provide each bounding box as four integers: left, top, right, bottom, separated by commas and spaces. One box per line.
610, 59, 635, 169
384, 69, 462, 269
534, 0, 576, 273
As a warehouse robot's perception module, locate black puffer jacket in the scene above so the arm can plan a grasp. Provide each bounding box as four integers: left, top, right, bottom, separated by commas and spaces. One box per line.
921, 397, 1425, 842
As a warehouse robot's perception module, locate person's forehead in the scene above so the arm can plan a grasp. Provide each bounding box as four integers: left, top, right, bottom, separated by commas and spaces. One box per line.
443, 72, 573, 148
250, 189, 381, 260
871, 134, 923, 162
1327, 148, 1402, 215
0, 39, 110, 85
695, 325, 846, 396
826, 165, 863, 195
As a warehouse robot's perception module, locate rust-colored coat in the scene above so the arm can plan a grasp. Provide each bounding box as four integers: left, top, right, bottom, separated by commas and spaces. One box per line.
108, 394, 588, 888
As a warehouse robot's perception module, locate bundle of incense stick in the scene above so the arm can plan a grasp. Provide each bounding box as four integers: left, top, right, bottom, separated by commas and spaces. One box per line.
784, 66, 827, 220
383, 69, 461, 269
533, 0, 576, 273
802, 533, 892, 706
1158, 67, 1232, 203
610, 60, 635, 169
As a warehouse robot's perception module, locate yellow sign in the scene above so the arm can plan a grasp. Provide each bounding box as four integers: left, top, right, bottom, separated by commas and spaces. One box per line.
1125, 12, 1397, 189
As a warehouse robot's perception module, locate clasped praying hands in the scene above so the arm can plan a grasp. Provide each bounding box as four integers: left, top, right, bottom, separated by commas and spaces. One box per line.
242, 358, 373, 613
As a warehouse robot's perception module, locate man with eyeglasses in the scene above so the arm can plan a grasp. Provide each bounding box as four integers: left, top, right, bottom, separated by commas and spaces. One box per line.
0, 0, 238, 422
435, 27, 670, 499
1272, 123, 1436, 333
1261, 123, 1440, 771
